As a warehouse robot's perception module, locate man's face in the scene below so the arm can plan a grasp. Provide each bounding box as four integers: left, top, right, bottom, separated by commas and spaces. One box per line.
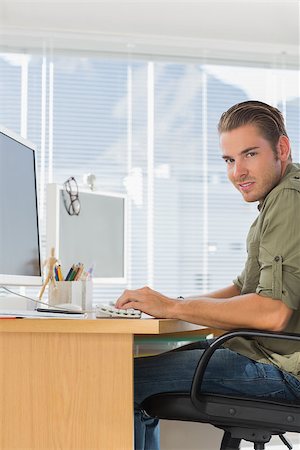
220, 124, 284, 203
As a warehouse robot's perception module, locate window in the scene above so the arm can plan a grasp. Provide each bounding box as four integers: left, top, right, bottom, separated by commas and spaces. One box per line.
0, 48, 299, 302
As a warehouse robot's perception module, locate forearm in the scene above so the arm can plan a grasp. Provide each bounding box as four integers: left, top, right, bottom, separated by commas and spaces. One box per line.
185, 284, 240, 300
116, 286, 292, 332
170, 293, 291, 331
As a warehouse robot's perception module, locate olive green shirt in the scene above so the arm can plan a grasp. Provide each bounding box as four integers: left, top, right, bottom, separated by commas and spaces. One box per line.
227, 163, 300, 380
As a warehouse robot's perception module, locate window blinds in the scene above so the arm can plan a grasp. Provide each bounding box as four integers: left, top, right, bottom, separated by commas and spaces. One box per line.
0, 50, 299, 302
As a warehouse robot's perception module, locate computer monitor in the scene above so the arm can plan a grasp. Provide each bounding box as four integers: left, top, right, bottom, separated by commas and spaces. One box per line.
46, 184, 126, 284
0, 127, 42, 286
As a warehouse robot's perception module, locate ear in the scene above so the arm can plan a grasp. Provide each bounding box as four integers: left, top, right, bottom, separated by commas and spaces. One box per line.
277, 135, 291, 161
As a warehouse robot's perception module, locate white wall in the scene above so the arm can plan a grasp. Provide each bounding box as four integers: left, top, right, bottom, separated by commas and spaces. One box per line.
0, 1, 298, 47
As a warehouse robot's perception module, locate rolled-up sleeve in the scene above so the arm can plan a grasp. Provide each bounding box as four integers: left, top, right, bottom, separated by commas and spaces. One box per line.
256, 188, 300, 310
233, 269, 245, 292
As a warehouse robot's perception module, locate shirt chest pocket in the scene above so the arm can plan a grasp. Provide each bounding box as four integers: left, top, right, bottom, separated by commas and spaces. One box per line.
242, 242, 261, 295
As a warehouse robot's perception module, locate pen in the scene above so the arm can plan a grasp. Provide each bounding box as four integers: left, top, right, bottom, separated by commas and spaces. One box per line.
87, 265, 94, 279
73, 264, 82, 281
74, 264, 84, 281
0, 317, 19, 319
81, 271, 88, 281
65, 265, 74, 281
57, 264, 63, 281
69, 264, 78, 281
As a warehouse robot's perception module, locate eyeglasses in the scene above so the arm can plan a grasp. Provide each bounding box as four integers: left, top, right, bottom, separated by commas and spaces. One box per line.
62, 177, 81, 216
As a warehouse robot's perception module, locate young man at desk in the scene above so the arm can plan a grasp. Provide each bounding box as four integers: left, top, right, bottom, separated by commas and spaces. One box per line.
116, 101, 300, 450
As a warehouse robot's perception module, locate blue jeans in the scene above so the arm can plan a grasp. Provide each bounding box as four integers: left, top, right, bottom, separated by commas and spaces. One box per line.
134, 339, 300, 450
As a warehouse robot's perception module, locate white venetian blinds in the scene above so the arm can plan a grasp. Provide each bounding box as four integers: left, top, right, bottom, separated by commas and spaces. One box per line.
0, 49, 299, 302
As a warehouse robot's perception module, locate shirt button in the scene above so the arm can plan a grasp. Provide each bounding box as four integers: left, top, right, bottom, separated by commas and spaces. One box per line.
274, 256, 280, 262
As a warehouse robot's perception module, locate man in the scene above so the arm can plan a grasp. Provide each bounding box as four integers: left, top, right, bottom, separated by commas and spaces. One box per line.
116, 101, 300, 450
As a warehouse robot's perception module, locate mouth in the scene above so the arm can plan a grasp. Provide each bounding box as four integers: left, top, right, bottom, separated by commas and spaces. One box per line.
238, 181, 255, 192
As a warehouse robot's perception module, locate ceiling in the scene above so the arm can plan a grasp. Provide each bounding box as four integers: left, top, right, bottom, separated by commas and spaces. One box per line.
0, 1, 299, 48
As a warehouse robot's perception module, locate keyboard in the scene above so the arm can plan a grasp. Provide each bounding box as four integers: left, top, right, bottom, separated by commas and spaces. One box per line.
95, 304, 141, 319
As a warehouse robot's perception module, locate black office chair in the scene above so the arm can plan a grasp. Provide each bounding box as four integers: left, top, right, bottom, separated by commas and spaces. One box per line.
141, 330, 300, 450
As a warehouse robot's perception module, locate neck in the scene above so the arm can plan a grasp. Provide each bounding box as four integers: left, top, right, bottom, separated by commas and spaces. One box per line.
280, 160, 291, 179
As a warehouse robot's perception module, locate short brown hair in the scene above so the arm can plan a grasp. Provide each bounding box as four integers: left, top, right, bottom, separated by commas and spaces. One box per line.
218, 100, 289, 154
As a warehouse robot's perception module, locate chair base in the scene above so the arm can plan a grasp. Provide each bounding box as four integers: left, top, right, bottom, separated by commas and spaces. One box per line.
219, 428, 293, 450
220, 431, 241, 449
141, 392, 298, 449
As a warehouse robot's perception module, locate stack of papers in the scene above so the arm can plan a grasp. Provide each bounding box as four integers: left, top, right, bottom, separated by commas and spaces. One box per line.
0, 309, 86, 319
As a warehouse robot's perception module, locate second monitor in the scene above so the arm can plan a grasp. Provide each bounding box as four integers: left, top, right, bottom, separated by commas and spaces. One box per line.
47, 184, 126, 283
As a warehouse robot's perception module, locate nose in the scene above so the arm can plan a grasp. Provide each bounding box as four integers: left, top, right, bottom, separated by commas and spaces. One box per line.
233, 160, 248, 179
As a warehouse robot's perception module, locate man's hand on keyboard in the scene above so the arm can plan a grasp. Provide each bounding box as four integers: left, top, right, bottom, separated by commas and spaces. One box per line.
115, 286, 178, 319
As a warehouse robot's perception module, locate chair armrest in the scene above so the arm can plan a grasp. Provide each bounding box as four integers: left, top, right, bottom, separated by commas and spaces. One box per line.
191, 329, 300, 405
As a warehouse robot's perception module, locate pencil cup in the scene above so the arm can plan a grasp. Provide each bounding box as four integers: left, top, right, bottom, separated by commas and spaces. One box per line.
82, 280, 93, 311
48, 281, 83, 308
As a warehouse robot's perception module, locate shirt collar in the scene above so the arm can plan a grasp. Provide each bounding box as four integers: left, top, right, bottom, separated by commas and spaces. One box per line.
257, 163, 296, 211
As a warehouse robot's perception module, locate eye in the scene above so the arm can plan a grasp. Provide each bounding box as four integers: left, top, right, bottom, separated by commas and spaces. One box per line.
224, 158, 235, 165
246, 151, 257, 158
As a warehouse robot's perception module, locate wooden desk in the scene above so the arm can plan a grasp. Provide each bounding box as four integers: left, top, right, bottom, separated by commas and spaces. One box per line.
0, 318, 208, 450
